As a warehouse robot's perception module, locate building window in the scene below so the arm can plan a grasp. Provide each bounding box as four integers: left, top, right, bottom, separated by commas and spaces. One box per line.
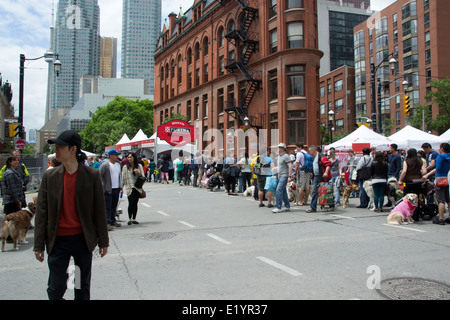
424, 0, 429, 10
402, 1, 417, 20
288, 111, 306, 145
426, 68, 432, 84
217, 88, 224, 114
334, 80, 343, 92
286, 65, 305, 97
218, 56, 224, 76
320, 86, 325, 97
287, 22, 304, 48
403, 36, 418, 54
424, 13, 430, 29
336, 119, 344, 130
194, 97, 199, 120
393, 13, 398, 27
286, 0, 303, 9
269, 0, 277, 18
320, 104, 325, 115
269, 29, 278, 53
335, 98, 344, 110
218, 27, 225, 48
202, 94, 208, 119
269, 69, 278, 100
187, 100, 192, 122
195, 42, 200, 61
203, 37, 209, 57
425, 49, 431, 65
204, 64, 209, 83
402, 19, 417, 37
403, 54, 418, 70
425, 31, 430, 47
187, 47, 192, 65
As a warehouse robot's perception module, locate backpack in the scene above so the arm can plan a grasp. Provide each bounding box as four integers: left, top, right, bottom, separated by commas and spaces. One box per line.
301, 150, 314, 173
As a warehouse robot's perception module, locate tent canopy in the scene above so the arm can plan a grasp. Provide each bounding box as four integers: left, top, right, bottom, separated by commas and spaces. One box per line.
131, 129, 148, 142
440, 128, 450, 142
116, 134, 130, 145
325, 125, 392, 151
387, 125, 447, 150
149, 132, 197, 157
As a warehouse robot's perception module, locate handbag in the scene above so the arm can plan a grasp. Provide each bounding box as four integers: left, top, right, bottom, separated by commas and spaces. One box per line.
134, 175, 146, 189
264, 176, 278, 194
356, 158, 371, 181
435, 177, 449, 188
222, 166, 231, 177
139, 190, 147, 199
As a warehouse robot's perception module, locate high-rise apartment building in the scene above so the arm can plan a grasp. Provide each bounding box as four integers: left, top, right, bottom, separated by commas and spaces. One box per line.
47, 0, 100, 123
354, 0, 450, 134
318, 0, 371, 76
121, 0, 161, 95
100, 37, 117, 78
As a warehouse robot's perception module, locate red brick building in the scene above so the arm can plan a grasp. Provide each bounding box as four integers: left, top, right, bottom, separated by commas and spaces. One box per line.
154, 0, 323, 155
353, 0, 450, 135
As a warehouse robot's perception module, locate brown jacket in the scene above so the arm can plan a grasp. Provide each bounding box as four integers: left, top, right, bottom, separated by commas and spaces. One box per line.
34, 163, 109, 254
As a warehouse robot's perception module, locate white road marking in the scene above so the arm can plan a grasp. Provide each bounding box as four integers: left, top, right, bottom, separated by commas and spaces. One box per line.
332, 215, 355, 220
383, 224, 426, 233
141, 203, 151, 208
206, 233, 232, 245
157, 210, 169, 217
256, 256, 303, 277
178, 220, 196, 228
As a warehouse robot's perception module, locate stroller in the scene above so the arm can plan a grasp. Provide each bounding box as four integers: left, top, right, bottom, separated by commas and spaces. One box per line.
402, 180, 438, 221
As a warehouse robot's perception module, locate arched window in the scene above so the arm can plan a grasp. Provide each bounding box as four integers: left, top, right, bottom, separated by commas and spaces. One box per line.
218, 27, 225, 48
203, 37, 209, 57
187, 47, 192, 65
195, 42, 200, 61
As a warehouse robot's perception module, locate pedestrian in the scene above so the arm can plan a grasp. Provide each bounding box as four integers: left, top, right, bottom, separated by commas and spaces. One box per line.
306, 145, 332, 213
239, 152, 252, 193
148, 157, 156, 182
422, 142, 439, 204
346, 149, 359, 184
122, 153, 145, 225
99, 149, 123, 230
0, 150, 30, 207
251, 152, 274, 207
223, 152, 237, 195
370, 151, 389, 212
398, 148, 427, 195
423, 143, 450, 225
385, 143, 402, 207
176, 155, 184, 185
92, 156, 101, 170
160, 157, 170, 184
272, 143, 292, 213
1, 156, 24, 215
328, 148, 342, 206
356, 148, 373, 208
33, 130, 109, 300
292, 143, 311, 206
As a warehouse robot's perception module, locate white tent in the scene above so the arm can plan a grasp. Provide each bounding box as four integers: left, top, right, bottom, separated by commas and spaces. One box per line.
130, 129, 148, 142
387, 125, 447, 150
147, 132, 197, 157
116, 134, 131, 145
440, 128, 450, 142
48, 149, 97, 158
325, 125, 393, 151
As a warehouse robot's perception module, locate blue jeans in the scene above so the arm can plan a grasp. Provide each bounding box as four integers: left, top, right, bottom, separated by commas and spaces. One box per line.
372, 182, 386, 209
331, 176, 341, 205
359, 180, 370, 207
310, 175, 321, 211
276, 176, 290, 209
104, 188, 120, 225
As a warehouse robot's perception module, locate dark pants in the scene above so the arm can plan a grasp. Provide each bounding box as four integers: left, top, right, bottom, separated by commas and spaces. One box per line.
105, 188, 120, 225
310, 175, 321, 211
47, 234, 92, 300
359, 180, 370, 207
4, 202, 21, 215
128, 189, 140, 220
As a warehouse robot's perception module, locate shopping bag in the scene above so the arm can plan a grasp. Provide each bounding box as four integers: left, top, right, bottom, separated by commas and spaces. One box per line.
264, 176, 278, 194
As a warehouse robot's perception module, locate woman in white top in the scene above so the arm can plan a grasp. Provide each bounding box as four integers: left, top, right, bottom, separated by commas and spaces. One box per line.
122, 153, 145, 225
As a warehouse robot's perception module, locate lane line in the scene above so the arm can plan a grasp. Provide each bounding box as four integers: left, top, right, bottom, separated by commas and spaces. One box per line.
206, 233, 232, 245
332, 214, 355, 220
157, 210, 169, 217
256, 256, 303, 277
178, 220, 196, 228
383, 224, 426, 233
141, 203, 151, 208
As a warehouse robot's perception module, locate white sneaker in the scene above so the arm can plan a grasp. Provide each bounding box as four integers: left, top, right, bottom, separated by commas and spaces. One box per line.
272, 208, 282, 214
281, 208, 290, 212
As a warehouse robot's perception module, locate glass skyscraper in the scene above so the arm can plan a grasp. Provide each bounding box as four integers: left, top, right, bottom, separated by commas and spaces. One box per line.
121, 0, 161, 96
47, 0, 100, 123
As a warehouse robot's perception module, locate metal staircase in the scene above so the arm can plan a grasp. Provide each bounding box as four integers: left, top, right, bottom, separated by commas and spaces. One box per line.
220, 0, 261, 127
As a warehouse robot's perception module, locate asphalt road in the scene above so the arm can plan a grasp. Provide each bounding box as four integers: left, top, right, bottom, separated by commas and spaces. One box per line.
1, 182, 449, 301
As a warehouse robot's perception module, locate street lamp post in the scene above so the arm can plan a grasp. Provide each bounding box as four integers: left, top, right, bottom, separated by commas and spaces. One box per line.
328, 109, 335, 143
18, 51, 61, 139
371, 54, 397, 133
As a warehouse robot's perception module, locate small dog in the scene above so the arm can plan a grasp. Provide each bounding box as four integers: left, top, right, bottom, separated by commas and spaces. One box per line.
387, 193, 419, 225
243, 185, 255, 197
287, 181, 299, 203
384, 177, 402, 208
1, 202, 37, 252
342, 183, 360, 209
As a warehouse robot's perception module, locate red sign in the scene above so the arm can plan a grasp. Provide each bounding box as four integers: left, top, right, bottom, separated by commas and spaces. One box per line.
157, 120, 196, 146
15, 139, 26, 150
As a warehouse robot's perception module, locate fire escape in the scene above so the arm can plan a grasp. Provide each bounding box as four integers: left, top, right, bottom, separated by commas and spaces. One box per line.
220, 0, 261, 128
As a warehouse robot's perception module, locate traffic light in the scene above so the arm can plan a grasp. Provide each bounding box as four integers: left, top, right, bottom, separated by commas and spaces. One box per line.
8, 124, 19, 138
403, 94, 410, 116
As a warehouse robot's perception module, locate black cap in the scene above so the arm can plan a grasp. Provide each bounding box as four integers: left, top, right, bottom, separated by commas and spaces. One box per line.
48, 130, 81, 147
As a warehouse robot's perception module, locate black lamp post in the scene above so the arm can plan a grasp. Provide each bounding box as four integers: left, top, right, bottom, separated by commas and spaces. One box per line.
328, 109, 335, 143
18, 51, 61, 139
370, 54, 397, 133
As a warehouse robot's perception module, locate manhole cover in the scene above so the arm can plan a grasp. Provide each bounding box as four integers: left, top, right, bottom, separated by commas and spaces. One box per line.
377, 277, 450, 300
141, 232, 176, 241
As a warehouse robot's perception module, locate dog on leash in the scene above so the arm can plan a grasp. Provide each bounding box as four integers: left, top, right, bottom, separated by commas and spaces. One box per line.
1, 202, 37, 252
387, 193, 418, 225
363, 180, 376, 210
384, 177, 403, 208
287, 181, 299, 203
342, 183, 360, 209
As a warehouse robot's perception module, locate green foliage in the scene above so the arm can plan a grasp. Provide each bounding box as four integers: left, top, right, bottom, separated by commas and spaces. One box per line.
410, 77, 450, 134
80, 97, 154, 152
162, 113, 189, 124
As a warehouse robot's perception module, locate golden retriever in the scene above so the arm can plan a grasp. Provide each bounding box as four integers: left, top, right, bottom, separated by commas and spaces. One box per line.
387, 193, 419, 225
1, 202, 37, 252
342, 183, 360, 209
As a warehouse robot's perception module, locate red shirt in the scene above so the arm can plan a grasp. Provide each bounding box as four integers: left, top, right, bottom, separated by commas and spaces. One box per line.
57, 170, 83, 236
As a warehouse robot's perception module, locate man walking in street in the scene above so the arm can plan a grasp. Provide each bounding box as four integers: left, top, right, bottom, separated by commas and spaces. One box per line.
272, 143, 293, 213
306, 146, 332, 213
99, 149, 123, 230
34, 130, 109, 300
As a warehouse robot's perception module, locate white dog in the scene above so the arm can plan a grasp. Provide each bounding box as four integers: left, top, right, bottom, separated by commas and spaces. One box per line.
387, 193, 418, 225
363, 180, 376, 210
243, 185, 255, 197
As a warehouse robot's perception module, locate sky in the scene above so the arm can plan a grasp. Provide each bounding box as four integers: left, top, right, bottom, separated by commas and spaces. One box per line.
0, 0, 396, 140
